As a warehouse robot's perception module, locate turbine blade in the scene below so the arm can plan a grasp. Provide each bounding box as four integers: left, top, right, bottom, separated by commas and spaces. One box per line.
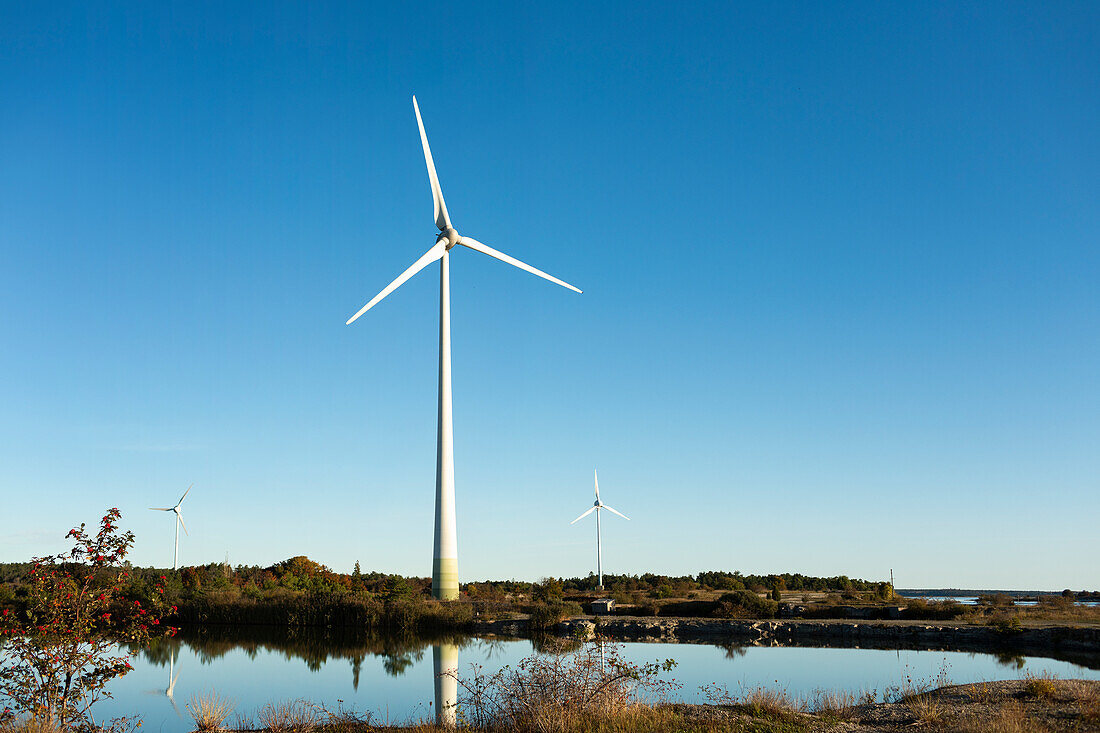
413, 96, 451, 231
176, 483, 192, 507
603, 505, 630, 521
594, 469, 600, 501
346, 241, 446, 324
570, 507, 596, 524
149, 507, 173, 511
457, 237, 582, 293
177, 513, 189, 536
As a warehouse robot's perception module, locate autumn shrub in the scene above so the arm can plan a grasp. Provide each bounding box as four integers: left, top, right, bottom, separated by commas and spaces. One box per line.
988, 612, 1023, 633
711, 590, 777, 619
526, 601, 582, 630
0, 509, 173, 731
1022, 671, 1057, 699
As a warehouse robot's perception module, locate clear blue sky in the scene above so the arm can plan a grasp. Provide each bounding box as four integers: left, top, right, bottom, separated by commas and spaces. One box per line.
2, 1, 1097, 589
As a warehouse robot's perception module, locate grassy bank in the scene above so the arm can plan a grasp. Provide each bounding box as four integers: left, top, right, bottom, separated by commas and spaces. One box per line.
178, 675, 1100, 732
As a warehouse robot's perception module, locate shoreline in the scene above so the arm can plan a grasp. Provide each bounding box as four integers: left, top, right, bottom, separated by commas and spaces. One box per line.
188, 679, 1100, 732
474, 615, 1100, 667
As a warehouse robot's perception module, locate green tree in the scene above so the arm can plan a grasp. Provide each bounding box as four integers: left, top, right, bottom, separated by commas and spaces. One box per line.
382, 575, 410, 603
532, 577, 563, 603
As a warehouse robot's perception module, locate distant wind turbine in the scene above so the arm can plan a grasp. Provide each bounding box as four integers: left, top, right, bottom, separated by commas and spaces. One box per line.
346, 96, 581, 600
150, 484, 191, 571
571, 470, 629, 591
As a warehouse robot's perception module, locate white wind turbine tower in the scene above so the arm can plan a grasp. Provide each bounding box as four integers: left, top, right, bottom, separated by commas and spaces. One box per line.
150, 484, 191, 571
571, 470, 629, 591
346, 97, 581, 600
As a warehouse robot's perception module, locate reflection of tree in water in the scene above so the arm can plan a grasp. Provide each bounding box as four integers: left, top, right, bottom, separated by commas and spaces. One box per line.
133, 626, 474, 684
382, 647, 423, 677
995, 651, 1027, 670
529, 634, 583, 655
718, 642, 746, 659
475, 637, 510, 661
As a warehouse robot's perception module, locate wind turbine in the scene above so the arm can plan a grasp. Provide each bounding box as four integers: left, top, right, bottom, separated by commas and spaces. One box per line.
150, 484, 191, 571
571, 470, 629, 591
346, 97, 581, 600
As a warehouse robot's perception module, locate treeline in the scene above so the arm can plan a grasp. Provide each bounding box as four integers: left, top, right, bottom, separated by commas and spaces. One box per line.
0, 558, 893, 605
0, 557, 896, 629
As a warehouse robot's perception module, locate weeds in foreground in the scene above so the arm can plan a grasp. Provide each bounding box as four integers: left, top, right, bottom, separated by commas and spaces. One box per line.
700, 681, 807, 721
806, 689, 859, 720
188, 692, 235, 731
1055, 679, 1100, 726
255, 701, 322, 733
449, 639, 679, 732
966, 680, 997, 704
1022, 670, 1058, 699
896, 659, 951, 725
956, 700, 1049, 733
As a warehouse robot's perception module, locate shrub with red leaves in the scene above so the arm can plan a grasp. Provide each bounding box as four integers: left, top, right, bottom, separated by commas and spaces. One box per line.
0, 509, 172, 730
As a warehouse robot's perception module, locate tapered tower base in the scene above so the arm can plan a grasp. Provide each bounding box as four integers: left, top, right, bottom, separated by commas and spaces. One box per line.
432, 558, 459, 600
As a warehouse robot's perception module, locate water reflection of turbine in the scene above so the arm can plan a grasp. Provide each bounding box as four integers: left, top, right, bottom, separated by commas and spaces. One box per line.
433, 643, 458, 727
145, 646, 182, 717
166, 646, 181, 712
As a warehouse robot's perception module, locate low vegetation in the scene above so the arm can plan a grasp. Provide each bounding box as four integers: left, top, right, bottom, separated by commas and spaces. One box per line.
188, 692, 235, 732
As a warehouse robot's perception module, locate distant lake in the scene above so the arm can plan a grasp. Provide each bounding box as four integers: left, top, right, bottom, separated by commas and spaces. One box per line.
88, 626, 1100, 731
899, 595, 1100, 607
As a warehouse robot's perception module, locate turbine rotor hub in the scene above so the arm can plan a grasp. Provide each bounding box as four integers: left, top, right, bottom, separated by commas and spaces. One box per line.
440, 227, 460, 248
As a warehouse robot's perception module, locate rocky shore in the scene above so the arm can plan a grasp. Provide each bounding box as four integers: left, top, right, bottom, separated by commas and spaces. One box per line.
473, 616, 1100, 666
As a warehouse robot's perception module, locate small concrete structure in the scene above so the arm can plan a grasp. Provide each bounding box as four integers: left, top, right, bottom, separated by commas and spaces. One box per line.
591, 598, 616, 615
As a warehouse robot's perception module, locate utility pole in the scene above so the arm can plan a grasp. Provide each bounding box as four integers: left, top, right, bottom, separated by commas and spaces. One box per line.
890, 569, 895, 600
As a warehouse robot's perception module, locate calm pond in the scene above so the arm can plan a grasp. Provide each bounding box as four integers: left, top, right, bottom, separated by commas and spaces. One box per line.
94, 627, 1100, 731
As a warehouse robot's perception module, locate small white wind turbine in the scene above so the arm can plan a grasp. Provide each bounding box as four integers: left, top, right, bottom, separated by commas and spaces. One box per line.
571, 470, 629, 591
346, 96, 581, 600
150, 484, 191, 571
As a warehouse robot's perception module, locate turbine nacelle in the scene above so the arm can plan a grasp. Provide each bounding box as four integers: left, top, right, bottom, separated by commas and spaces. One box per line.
439, 228, 460, 248
344, 96, 581, 330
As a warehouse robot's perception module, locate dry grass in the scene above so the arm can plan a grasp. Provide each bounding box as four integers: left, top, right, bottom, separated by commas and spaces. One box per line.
1022, 670, 1058, 699
806, 689, 859, 720
0, 717, 65, 733
189, 692, 235, 731
254, 700, 323, 733
451, 640, 681, 732
966, 679, 997, 704
956, 699, 1049, 733
902, 689, 945, 725
738, 686, 802, 718
1060, 679, 1100, 727
897, 661, 951, 725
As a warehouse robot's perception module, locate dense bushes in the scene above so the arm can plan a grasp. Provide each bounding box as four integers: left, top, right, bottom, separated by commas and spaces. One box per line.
712, 590, 778, 619
526, 601, 583, 630
171, 590, 474, 631
901, 598, 968, 620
